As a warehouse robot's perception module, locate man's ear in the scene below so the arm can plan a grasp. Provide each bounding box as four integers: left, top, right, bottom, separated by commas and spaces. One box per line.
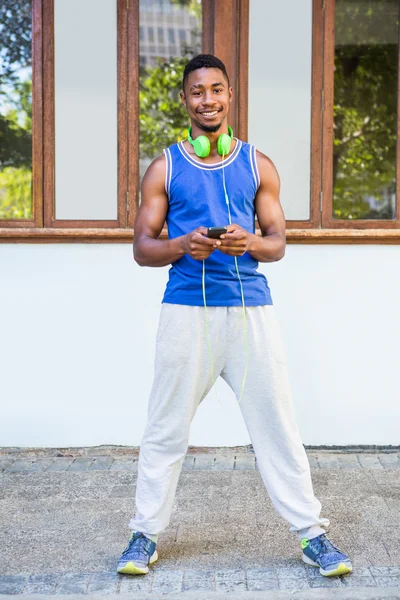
228, 87, 233, 103
180, 90, 186, 107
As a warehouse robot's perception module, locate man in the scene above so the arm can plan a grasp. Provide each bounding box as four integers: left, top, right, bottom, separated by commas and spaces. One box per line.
117, 54, 352, 578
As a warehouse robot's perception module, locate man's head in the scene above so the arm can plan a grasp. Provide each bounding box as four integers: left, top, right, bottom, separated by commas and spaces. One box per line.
182, 54, 230, 92
180, 54, 232, 134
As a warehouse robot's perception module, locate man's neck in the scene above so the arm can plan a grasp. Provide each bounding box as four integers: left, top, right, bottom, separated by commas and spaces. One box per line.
190, 123, 231, 156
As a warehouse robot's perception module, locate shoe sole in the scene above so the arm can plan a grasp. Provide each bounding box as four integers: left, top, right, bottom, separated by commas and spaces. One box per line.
302, 554, 352, 577
117, 550, 158, 575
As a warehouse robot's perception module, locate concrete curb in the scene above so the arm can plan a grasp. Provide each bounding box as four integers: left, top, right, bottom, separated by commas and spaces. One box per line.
1, 590, 400, 599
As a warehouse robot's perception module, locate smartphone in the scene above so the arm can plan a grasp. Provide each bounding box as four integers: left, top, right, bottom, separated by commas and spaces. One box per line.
207, 227, 227, 238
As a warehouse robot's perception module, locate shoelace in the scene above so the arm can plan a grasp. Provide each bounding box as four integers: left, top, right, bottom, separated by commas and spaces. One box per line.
121, 533, 152, 559
310, 535, 342, 560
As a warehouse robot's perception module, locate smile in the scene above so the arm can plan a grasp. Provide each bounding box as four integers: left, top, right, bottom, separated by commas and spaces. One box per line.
199, 110, 220, 117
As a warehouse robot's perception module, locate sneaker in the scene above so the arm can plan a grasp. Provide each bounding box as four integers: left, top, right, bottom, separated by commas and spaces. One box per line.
301, 533, 352, 577
117, 531, 158, 575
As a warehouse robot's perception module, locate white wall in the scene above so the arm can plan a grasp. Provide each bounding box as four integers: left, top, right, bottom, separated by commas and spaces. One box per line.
1, 243, 399, 447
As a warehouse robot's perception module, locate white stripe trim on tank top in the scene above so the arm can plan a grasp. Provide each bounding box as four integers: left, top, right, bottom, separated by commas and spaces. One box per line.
177, 139, 242, 171
163, 148, 172, 195
250, 145, 260, 190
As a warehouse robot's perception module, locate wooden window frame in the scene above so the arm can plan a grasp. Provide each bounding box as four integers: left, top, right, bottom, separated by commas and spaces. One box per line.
2, 0, 400, 244
42, 0, 129, 230
321, 0, 400, 231
0, 0, 43, 230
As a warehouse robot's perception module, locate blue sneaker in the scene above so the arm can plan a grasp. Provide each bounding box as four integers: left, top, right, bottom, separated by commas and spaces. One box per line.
117, 531, 158, 575
301, 534, 352, 577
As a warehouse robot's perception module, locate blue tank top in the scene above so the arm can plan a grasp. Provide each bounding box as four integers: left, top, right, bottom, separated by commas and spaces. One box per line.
162, 139, 273, 306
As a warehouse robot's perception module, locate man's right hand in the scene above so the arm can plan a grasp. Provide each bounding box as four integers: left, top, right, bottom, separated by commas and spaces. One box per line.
181, 227, 221, 261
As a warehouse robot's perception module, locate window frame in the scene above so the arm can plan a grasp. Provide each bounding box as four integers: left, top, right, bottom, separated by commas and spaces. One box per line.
321, 0, 400, 230
0, 0, 43, 229
43, 0, 128, 229
2, 0, 400, 243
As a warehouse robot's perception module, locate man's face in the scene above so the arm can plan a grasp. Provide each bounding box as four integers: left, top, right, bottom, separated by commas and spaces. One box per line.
180, 67, 232, 133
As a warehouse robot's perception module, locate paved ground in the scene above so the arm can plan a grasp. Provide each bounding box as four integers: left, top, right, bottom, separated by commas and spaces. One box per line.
1, 447, 400, 599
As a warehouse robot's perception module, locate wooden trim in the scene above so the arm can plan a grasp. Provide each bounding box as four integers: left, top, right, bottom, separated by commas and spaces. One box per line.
286, 220, 316, 230
208, 0, 239, 134
44, 219, 119, 228
237, 0, 249, 142
0, 220, 39, 229
397, 7, 400, 224
318, 219, 400, 229
201, 0, 248, 140
4, 227, 400, 244
117, 0, 128, 228
43, 0, 126, 229
127, 0, 139, 228
322, 0, 400, 229
32, 0, 44, 227
309, 0, 324, 229
321, 0, 335, 228
0, 228, 134, 243
0, 0, 43, 228
42, 0, 54, 227
285, 229, 400, 244
202, 0, 214, 55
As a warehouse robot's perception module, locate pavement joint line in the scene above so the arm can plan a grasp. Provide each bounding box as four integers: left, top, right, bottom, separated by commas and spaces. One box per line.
2, 452, 400, 473
2, 568, 400, 594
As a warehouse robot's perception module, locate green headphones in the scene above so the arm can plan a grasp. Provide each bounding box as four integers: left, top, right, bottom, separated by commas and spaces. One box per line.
187, 126, 233, 158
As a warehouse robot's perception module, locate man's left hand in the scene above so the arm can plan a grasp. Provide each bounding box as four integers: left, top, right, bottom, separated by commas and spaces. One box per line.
218, 224, 251, 256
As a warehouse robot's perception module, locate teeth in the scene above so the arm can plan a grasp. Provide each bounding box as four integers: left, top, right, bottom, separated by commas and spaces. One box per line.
202, 111, 218, 116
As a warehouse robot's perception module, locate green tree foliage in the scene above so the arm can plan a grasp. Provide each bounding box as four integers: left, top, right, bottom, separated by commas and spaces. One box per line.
0, 79, 32, 168
0, 80, 32, 218
170, 0, 201, 20
0, 166, 32, 219
333, 0, 398, 219
0, 0, 32, 86
140, 57, 189, 160
139, 0, 201, 161
0, 0, 32, 218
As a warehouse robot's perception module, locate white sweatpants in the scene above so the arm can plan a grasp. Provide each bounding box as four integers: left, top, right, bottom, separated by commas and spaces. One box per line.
129, 304, 329, 541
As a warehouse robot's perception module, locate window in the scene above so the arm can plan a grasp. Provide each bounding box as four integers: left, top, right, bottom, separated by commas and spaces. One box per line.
0, 0, 291, 241
157, 27, 164, 44
248, 0, 313, 223
248, 0, 400, 240
178, 28, 186, 44
53, 0, 118, 222
167, 27, 175, 45
322, 0, 400, 230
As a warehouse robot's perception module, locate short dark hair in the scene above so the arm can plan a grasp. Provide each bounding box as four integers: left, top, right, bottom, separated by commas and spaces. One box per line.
182, 54, 230, 92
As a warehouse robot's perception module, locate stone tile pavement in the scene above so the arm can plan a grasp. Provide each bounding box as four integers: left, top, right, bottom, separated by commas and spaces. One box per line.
1, 447, 400, 598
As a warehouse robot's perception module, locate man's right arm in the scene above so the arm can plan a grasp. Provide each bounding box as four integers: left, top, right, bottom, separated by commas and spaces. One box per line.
133, 154, 221, 267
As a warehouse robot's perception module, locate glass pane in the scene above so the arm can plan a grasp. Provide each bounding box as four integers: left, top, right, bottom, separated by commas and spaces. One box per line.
248, 0, 312, 221
333, 0, 399, 220
139, 0, 202, 186
54, 0, 118, 220
0, 0, 33, 220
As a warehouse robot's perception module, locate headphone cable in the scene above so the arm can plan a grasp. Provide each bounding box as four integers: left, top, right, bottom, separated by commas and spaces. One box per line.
201, 148, 249, 405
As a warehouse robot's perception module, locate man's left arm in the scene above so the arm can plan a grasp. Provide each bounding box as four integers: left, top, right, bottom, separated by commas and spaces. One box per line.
218, 150, 286, 262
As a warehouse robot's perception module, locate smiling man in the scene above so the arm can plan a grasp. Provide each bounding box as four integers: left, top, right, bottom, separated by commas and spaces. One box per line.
117, 54, 352, 579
